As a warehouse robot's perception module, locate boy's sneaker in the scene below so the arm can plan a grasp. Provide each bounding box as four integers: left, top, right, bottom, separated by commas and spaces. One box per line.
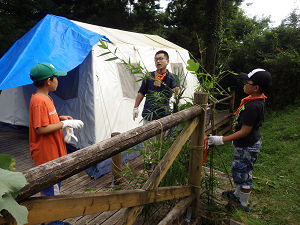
222, 190, 239, 203
238, 203, 251, 212
222, 190, 251, 212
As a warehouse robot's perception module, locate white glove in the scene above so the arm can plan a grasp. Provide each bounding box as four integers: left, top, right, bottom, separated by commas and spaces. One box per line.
61, 119, 84, 129
133, 107, 139, 121
208, 135, 224, 145
64, 127, 78, 143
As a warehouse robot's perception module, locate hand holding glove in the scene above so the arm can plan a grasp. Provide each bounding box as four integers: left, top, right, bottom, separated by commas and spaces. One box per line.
133, 107, 139, 121
208, 135, 224, 145
64, 127, 78, 143
61, 119, 84, 129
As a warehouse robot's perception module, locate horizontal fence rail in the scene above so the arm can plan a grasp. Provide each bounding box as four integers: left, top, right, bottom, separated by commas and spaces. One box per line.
17, 105, 203, 202
21, 186, 191, 225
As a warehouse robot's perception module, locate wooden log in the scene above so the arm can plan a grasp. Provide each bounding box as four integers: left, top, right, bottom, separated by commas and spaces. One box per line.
189, 92, 208, 219
1, 186, 191, 225
111, 132, 122, 184
122, 117, 200, 225
157, 195, 194, 225
17, 105, 202, 202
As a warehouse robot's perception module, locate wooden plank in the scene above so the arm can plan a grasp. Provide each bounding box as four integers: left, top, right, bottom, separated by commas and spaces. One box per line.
17, 105, 202, 202
122, 117, 199, 225
74, 210, 118, 225
101, 209, 127, 225
157, 195, 194, 225
0, 186, 191, 225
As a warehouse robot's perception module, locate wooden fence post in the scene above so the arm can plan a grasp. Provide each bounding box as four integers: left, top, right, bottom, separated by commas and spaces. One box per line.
189, 92, 208, 219
111, 132, 122, 185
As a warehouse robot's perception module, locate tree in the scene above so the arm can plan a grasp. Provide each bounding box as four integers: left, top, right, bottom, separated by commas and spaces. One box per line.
222, 10, 300, 108
203, 0, 222, 74
128, 0, 163, 34
0, 0, 132, 57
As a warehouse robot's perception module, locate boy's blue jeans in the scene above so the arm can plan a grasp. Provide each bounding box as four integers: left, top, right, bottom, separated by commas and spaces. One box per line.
41, 183, 61, 196
41, 183, 71, 225
232, 139, 261, 189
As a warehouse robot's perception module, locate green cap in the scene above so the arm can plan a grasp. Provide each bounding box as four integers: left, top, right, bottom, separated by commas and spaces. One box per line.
30, 63, 67, 81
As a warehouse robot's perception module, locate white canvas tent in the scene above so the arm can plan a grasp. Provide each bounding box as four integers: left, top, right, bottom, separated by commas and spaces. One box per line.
0, 16, 199, 150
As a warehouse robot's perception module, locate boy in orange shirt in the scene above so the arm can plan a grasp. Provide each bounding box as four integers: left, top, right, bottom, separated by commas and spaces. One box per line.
29, 63, 84, 198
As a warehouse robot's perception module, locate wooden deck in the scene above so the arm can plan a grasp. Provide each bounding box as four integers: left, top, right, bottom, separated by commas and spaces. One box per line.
0, 110, 232, 224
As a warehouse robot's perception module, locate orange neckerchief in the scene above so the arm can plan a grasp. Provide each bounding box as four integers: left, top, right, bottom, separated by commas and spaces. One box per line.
233, 94, 267, 115
154, 70, 167, 81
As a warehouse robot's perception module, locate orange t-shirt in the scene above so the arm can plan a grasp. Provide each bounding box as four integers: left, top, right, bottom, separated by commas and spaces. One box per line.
29, 93, 67, 166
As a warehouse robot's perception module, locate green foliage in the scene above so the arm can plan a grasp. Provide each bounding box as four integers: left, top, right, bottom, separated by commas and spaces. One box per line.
98, 39, 151, 81
0, 155, 28, 225
0, 0, 165, 57
186, 59, 236, 102
221, 10, 300, 109
84, 187, 97, 192
120, 161, 149, 189
128, 0, 163, 34
0, 154, 16, 171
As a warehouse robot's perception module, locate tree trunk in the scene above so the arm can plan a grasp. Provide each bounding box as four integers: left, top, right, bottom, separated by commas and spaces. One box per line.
205, 0, 222, 75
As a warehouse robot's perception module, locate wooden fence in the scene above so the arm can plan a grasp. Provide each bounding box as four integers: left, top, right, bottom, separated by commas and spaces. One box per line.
0, 91, 234, 225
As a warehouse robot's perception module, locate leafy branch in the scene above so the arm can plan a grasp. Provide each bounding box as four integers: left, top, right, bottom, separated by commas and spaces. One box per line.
186, 59, 237, 102
98, 39, 151, 82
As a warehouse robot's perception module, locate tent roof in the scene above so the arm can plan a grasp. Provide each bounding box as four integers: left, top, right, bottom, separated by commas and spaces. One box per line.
73, 20, 184, 50
0, 14, 110, 90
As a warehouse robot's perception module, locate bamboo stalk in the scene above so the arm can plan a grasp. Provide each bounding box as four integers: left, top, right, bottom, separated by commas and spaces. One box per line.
189, 92, 208, 219
122, 117, 199, 225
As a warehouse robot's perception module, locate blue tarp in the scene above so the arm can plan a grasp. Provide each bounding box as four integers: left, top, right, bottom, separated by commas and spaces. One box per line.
0, 14, 111, 90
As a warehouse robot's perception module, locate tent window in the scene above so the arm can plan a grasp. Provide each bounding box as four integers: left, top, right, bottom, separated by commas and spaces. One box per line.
117, 63, 142, 99
54, 66, 79, 100
171, 63, 185, 87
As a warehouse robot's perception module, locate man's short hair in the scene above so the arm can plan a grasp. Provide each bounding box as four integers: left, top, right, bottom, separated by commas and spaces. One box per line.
155, 50, 169, 60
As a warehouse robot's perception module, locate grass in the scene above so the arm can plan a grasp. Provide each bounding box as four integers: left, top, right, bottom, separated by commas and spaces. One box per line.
210, 104, 300, 225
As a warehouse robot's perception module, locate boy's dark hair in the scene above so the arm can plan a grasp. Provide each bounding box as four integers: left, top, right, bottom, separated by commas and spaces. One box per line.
32, 76, 56, 87
155, 50, 169, 60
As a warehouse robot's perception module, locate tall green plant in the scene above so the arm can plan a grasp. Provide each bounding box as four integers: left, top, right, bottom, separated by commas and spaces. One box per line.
186, 59, 236, 102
